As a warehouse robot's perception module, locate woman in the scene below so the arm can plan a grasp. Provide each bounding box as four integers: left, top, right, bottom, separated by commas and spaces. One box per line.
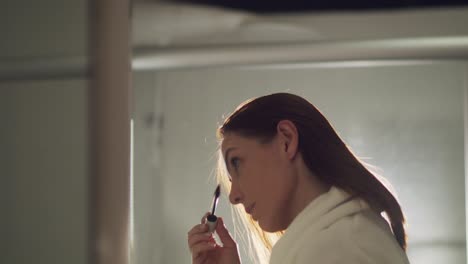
187, 93, 410, 264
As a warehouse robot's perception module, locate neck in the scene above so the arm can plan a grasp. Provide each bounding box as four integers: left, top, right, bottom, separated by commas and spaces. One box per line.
286, 156, 330, 228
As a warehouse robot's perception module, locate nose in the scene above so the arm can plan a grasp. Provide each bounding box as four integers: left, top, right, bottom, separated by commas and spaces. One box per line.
229, 181, 243, 205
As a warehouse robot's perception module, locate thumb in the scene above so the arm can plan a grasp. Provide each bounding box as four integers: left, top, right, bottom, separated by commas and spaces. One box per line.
215, 217, 237, 248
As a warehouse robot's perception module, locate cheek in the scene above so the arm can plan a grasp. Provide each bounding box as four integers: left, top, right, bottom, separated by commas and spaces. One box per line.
244, 151, 290, 201
242, 166, 265, 194
263, 155, 290, 191
262, 160, 294, 210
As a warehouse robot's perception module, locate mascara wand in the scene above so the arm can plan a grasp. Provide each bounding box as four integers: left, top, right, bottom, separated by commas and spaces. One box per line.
207, 184, 220, 232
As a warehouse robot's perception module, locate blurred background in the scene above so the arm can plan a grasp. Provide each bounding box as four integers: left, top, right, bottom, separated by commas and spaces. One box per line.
2, 0, 468, 264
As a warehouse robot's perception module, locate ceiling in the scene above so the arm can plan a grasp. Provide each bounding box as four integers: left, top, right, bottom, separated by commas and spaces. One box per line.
132, 2, 468, 48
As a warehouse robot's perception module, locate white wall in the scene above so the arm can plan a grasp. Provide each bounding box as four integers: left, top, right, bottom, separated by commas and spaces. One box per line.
1, 0, 88, 58
133, 61, 467, 264
0, 79, 89, 264
132, 72, 163, 264
0, 1, 90, 264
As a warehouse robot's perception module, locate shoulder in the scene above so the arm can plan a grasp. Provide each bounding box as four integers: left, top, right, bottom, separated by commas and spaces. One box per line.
346, 210, 410, 263
294, 210, 409, 264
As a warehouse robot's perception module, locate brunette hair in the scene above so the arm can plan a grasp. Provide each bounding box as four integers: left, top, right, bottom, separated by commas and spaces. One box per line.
217, 93, 407, 255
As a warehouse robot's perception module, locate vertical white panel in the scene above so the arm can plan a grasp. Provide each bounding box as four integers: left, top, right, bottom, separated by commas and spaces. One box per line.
90, 1, 131, 264
0, 79, 89, 264
132, 71, 164, 264
464, 63, 468, 263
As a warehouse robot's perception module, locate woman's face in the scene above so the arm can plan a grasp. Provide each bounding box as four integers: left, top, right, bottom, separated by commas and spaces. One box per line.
221, 131, 299, 232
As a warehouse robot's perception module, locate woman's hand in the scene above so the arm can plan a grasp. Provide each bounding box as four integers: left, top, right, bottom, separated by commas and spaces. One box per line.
187, 213, 241, 264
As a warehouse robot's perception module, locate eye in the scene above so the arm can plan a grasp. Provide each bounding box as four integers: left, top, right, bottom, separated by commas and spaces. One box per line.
230, 157, 240, 170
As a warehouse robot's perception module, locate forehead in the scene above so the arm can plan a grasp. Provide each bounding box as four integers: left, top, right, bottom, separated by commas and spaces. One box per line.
221, 132, 243, 151
221, 132, 257, 152
221, 132, 275, 157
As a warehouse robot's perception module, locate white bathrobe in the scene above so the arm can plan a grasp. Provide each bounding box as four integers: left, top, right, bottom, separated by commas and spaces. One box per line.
269, 187, 410, 264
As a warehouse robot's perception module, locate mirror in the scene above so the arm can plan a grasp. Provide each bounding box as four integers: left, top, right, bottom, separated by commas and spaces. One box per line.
130, 2, 468, 264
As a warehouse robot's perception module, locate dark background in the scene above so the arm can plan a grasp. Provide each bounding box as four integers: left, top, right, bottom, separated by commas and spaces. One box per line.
174, 0, 468, 13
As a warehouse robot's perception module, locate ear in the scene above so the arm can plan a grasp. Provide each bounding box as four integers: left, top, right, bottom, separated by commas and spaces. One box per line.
276, 120, 299, 160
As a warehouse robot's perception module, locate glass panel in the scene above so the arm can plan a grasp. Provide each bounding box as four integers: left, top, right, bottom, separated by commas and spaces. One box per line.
133, 61, 467, 264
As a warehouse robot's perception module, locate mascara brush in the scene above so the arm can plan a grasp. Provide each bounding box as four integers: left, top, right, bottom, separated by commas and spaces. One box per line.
207, 184, 220, 232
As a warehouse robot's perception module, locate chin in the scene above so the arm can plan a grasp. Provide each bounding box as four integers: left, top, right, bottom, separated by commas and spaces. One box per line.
258, 218, 283, 233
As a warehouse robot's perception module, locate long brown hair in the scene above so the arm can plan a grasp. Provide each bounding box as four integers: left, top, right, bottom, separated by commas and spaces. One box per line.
217, 92, 407, 253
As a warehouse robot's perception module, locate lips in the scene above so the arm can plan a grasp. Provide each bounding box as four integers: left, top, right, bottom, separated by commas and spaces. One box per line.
245, 203, 256, 215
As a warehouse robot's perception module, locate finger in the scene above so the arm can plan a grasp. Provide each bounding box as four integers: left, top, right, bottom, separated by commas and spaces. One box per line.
188, 224, 209, 237
193, 250, 211, 264
193, 253, 208, 264
191, 241, 217, 259
201, 212, 211, 224
215, 217, 237, 248
188, 232, 214, 249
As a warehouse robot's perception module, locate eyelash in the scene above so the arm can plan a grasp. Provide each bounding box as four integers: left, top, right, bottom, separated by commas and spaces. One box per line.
230, 157, 240, 170
227, 157, 240, 182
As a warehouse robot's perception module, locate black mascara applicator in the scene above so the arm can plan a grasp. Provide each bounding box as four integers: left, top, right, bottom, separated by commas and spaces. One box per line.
207, 184, 221, 232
